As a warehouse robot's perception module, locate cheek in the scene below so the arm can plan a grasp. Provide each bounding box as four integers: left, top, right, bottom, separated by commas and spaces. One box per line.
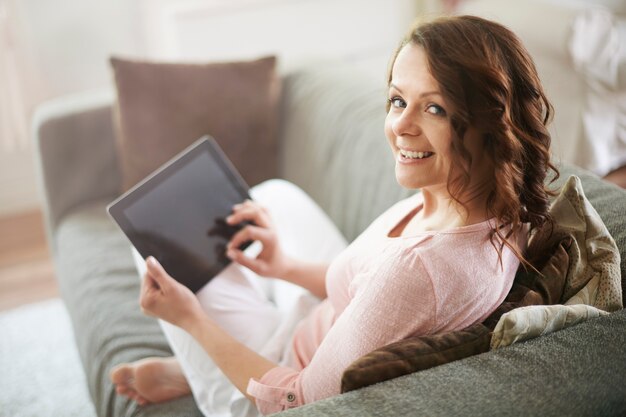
431, 126, 454, 154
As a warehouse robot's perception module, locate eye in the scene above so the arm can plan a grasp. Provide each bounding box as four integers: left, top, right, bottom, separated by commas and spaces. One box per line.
388, 97, 407, 109
426, 104, 446, 116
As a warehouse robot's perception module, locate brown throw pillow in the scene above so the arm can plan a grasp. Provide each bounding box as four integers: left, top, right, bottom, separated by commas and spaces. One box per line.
340, 322, 491, 393
110, 56, 281, 191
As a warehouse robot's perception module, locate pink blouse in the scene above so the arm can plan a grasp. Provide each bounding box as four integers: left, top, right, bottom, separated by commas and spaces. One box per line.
247, 193, 523, 414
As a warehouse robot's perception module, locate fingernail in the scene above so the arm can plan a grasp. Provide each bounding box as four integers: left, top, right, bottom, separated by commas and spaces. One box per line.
226, 215, 233, 223
226, 249, 235, 259
147, 256, 159, 267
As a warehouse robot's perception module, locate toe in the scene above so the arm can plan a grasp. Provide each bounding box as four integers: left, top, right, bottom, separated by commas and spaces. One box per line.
111, 364, 135, 386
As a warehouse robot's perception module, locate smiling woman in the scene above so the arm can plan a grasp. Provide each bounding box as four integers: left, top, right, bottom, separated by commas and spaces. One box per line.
110, 15, 559, 417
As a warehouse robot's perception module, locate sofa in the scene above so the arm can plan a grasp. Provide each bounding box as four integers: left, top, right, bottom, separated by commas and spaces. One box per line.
33, 58, 626, 417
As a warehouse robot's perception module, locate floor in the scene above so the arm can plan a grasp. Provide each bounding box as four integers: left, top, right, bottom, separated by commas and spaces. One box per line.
0, 209, 58, 311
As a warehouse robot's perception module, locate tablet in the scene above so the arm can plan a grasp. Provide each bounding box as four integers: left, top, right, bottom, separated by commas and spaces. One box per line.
107, 136, 252, 293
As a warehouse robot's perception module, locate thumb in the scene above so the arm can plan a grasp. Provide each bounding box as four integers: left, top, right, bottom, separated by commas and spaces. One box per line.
146, 256, 171, 287
227, 249, 268, 276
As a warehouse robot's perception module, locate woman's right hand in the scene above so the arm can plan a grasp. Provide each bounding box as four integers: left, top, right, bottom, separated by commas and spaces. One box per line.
225, 199, 289, 278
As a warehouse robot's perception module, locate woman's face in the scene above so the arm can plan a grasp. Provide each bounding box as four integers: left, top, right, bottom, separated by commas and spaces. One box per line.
384, 43, 455, 191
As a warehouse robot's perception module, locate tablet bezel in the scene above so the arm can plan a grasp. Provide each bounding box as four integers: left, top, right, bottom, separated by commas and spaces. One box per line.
107, 135, 251, 292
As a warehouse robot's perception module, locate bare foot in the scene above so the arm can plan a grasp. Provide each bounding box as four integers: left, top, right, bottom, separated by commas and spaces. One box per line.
110, 357, 192, 405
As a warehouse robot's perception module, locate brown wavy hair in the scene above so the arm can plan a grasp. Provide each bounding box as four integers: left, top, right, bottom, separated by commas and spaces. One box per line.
387, 15, 559, 268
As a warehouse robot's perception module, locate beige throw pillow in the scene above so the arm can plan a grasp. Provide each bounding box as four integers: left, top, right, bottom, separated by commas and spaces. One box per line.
491, 175, 622, 349
110, 56, 281, 191
539, 175, 621, 310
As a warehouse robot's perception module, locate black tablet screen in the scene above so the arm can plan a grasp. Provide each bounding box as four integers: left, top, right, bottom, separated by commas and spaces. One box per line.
109, 137, 251, 293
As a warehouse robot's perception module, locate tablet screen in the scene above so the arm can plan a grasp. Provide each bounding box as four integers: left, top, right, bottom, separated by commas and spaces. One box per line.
108, 137, 251, 293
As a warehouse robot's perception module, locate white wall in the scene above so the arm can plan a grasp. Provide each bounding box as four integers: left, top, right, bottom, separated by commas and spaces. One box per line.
0, 0, 421, 217
140, 0, 418, 70
0, 0, 144, 216
16, 0, 144, 99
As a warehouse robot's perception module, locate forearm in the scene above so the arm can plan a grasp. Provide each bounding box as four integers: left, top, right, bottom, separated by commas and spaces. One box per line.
279, 257, 329, 299
185, 312, 277, 403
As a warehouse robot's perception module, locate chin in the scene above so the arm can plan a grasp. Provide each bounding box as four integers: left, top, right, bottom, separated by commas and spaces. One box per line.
395, 172, 422, 190
395, 166, 448, 191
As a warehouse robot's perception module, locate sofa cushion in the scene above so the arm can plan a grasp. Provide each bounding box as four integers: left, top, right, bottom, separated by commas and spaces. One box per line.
110, 56, 281, 191
55, 200, 202, 417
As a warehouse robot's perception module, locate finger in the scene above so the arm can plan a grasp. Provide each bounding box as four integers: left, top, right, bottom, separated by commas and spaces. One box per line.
145, 257, 173, 288
226, 247, 268, 275
231, 200, 267, 216
228, 225, 272, 250
227, 205, 271, 228
231, 199, 255, 211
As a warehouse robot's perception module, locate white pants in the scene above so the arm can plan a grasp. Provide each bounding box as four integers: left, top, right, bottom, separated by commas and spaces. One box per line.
132, 179, 347, 417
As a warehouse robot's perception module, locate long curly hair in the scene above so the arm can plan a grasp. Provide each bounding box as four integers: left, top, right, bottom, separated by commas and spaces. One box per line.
387, 15, 559, 267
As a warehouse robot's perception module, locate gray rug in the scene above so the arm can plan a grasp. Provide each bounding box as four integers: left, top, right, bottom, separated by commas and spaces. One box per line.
0, 298, 97, 417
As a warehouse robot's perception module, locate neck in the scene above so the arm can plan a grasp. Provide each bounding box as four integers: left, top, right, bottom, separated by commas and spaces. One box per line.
417, 182, 491, 231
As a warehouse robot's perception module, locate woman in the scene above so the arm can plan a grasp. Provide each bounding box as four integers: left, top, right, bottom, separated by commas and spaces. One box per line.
111, 15, 557, 416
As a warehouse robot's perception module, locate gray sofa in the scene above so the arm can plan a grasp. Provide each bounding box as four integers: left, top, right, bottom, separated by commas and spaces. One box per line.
34, 63, 626, 417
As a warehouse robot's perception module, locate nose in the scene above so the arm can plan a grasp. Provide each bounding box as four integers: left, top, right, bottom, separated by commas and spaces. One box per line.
391, 109, 422, 137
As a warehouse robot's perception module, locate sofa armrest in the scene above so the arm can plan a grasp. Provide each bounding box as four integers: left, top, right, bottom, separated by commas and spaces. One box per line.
32, 88, 122, 248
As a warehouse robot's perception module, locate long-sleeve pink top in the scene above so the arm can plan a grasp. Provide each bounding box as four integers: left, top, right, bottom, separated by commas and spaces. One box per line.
247, 193, 524, 414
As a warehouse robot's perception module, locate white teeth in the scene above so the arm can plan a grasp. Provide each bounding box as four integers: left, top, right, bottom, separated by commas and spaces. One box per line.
400, 149, 431, 159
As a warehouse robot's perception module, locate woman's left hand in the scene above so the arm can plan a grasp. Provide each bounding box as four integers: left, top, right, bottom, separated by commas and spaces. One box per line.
139, 256, 204, 331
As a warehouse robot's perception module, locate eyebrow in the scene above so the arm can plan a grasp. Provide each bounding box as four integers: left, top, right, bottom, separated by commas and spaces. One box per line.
389, 83, 442, 99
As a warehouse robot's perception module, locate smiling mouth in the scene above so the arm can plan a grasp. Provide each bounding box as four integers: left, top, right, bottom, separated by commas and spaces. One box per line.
399, 149, 434, 160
